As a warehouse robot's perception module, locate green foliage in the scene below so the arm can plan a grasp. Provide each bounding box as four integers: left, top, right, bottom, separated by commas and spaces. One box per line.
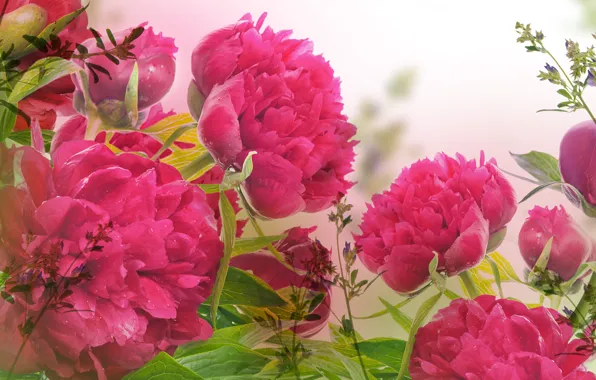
123, 352, 204, 380
7, 129, 54, 151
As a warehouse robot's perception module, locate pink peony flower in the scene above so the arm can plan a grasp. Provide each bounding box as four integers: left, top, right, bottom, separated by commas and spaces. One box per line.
190, 13, 357, 219
51, 105, 247, 236
410, 295, 596, 379
519, 205, 593, 280
354, 152, 516, 294
560, 120, 596, 206
77, 24, 177, 112
230, 227, 332, 337
0, 142, 222, 379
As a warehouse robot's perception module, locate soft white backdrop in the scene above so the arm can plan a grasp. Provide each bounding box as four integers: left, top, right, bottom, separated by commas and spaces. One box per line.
84, 0, 596, 370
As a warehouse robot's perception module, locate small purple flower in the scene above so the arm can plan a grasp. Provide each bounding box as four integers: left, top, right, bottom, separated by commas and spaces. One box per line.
587, 70, 596, 87
545, 63, 558, 73
536, 31, 544, 40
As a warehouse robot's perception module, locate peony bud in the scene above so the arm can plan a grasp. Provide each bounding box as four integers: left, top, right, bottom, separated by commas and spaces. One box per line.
76, 25, 177, 114
559, 120, 596, 206
519, 205, 593, 280
0, 4, 46, 56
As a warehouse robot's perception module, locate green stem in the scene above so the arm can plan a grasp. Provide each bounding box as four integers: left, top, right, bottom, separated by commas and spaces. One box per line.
335, 220, 369, 380
541, 44, 596, 124
459, 271, 480, 299
570, 272, 596, 328
84, 112, 104, 141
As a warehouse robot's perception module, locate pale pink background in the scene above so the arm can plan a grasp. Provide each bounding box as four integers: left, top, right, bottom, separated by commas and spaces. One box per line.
84, 0, 596, 369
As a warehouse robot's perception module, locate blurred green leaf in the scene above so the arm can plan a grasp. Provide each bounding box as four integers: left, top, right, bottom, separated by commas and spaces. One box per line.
387, 68, 417, 99
123, 352, 204, 380
379, 297, 412, 333
8, 129, 54, 151
8, 57, 81, 104
357, 338, 408, 375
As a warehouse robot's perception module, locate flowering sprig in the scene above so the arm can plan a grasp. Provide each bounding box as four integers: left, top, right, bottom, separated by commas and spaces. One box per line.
515, 22, 596, 122
328, 198, 370, 380
4, 221, 113, 379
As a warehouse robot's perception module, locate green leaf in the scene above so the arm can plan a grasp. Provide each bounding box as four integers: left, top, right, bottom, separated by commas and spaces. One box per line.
141, 113, 212, 181
177, 345, 270, 379
329, 323, 363, 345
8, 57, 82, 103
211, 193, 237, 325
519, 182, 561, 203
150, 125, 195, 160
221, 152, 256, 189
309, 292, 327, 313
231, 235, 287, 257
210, 322, 293, 348
333, 350, 370, 380
8, 129, 54, 151
537, 108, 568, 113
0, 70, 16, 141
557, 89, 572, 99
197, 184, 220, 194
477, 252, 522, 283
379, 297, 412, 333
429, 251, 446, 291
560, 262, 596, 292
510, 151, 562, 183
527, 237, 553, 283
122, 352, 204, 380
14, 6, 87, 59
354, 297, 414, 320
397, 292, 443, 380
443, 289, 461, 300
124, 62, 139, 127
211, 267, 287, 307
197, 304, 253, 330
486, 256, 504, 298
357, 338, 408, 373
458, 267, 496, 297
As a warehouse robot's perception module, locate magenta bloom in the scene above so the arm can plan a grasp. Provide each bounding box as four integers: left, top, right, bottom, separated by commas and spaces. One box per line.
230, 227, 332, 337
190, 13, 357, 219
560, 120, 596, 206
0, 142, 222, 379
354, 152, 516, 294
519, 205, 593, 280
410, 295, 596, 379
78, 25, 177, 112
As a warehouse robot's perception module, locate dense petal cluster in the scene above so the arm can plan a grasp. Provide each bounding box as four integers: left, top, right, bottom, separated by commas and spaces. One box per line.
519, 205, 594, 280
410, 295, 596, 379
0, 142, 222, 379
354, 152, 517, 294
230, 227, 332, 337
190, 13, 357, 219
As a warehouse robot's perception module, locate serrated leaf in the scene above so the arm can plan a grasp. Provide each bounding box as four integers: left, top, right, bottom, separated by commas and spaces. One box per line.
122, 352, 204, 380
510, 151, 562, 183
231, 235, 287, 257
379, 297, 412, 333
14, 6, 87, 59
397, 292, 443, 380
124, 62, 138, 126
210, 193, 237, 326
8, 57, 81, 103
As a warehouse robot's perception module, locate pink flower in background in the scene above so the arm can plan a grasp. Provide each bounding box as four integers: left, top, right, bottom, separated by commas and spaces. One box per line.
410, 295, 595, 379
190, 13, 357, 219
354, 152, 516, 294
0, 143, 222, 379
560, 120, 596, 206
519, 205, 593, 280
230, 227, 332, 337
77, 25, 177, 112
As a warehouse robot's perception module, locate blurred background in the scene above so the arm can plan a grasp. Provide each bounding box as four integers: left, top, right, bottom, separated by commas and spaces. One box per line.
84, 0, 596, 370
